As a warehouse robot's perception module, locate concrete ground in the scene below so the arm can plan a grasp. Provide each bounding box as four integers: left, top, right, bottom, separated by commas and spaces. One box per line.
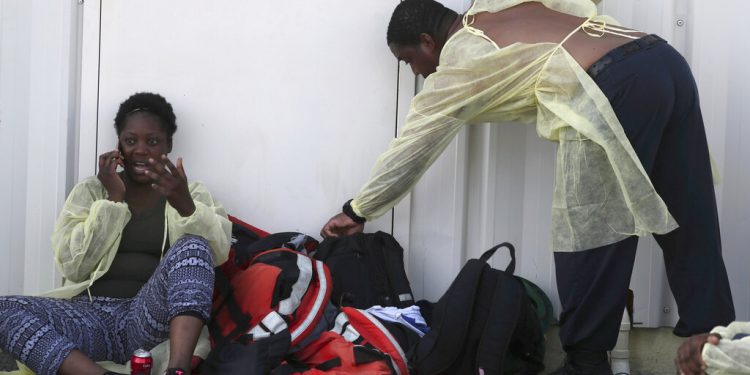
0, 326, 686, 373
543, 325, 685, 375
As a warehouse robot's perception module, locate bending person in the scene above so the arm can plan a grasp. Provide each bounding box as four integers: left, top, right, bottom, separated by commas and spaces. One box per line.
321, 0, 735, 374
0, 92, 231, 375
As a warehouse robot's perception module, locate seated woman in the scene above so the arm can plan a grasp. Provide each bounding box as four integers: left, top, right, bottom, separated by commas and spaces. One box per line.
0, 92, 231, 375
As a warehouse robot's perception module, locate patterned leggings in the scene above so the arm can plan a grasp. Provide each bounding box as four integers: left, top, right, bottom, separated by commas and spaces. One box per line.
0, 235, 215, 375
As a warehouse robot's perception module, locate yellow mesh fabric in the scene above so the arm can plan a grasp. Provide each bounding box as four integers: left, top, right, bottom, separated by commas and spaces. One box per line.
45, 176, 231, 299
703, 322, 750, 374
351, 0, 677, 251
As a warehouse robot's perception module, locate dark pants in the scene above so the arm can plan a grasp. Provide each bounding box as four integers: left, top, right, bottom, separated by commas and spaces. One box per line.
554, 35, 735, 352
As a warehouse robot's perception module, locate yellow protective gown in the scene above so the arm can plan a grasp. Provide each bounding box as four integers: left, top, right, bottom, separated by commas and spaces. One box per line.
351, 0, 678, 252
1, 176, 231, 375
46, 176, 231, 299
704, 321, 750, 375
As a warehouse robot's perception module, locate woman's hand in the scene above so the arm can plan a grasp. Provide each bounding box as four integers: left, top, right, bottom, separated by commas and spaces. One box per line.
675, 332, 721, 375
145, 155, 195, 216
320, 212, 365, 239
97, 150, 125, 202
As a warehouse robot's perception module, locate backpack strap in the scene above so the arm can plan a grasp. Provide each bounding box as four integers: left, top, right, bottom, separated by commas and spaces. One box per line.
313, 236, 337, 261
374, 232, 414, 306
475, 271, 523, 374
480, 242, 515, 274
362, 234, 392, 306
209, 270, 253, 344
247, 311, 289, 341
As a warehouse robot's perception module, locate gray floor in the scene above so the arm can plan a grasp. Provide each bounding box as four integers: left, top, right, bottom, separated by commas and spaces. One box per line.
0, 326, 686, 373
543, 325, 685, 375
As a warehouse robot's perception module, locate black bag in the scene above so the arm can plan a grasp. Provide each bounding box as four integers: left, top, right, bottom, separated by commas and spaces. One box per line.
410, 242, 546, 375
314, 231, 415, 309
201, 330, 291, 375
223, 215, 319, 268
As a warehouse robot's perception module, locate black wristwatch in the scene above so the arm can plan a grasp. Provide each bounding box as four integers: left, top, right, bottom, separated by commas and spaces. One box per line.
342, 199, 367, 224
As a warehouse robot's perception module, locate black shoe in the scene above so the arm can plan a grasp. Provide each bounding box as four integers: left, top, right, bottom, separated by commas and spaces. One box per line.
549, 351, 612, 375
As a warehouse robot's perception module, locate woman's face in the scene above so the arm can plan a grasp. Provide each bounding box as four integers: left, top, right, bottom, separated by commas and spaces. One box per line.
118, 113, 171, 184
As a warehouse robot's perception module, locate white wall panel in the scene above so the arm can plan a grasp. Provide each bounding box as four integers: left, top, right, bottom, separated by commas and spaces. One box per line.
408, 130, 469, 300
690, 0, 750, 321
0, 0, 32, 295
82, 0, 402, 243
22, 0, 79, 295
0, 0, 78, 294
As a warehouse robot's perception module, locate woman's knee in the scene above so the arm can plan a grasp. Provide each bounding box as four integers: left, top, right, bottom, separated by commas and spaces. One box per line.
165, 235, 213, 265
0, 295, 35, 314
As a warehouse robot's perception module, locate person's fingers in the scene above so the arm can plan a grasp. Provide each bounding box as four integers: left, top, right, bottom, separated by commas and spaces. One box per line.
109, 153, 120, 172
675, 357, 685, 375
321, 224, 335, 239
99, 150, 117, 170
99, 154, 108, 170
684, 351, 703, 375
176, 157, 187, 179
151, 183, 168, 195
707, 334, 721, 345
148, 157, 167, 175
676, 340, 700, 375
106, 153, 117, 171
321, 219, 342, 239
161, 154, 177, 176
144, 169, 162, 185
113, 150, 124, 167
684, 350, 706, 374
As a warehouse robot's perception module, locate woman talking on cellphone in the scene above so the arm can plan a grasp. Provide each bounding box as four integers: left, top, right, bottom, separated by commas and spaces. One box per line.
0, 92, 230, 375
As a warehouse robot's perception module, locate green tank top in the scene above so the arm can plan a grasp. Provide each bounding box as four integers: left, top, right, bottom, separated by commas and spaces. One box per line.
89, 198, 167, 298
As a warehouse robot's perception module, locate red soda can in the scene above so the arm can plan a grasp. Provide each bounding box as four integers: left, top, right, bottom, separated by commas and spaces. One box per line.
130, 348, 153, 375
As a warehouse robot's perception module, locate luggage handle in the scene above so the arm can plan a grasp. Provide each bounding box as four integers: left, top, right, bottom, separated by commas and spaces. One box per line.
480, 242, 515, 274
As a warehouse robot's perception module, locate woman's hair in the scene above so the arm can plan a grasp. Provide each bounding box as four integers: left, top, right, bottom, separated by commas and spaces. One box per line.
386, 0, 458, 46
114, 92, 177, 141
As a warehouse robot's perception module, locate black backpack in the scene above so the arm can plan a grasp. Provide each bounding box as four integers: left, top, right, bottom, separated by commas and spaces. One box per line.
201, 330, 291, 375
314, 231, 415, 309
409, 243, 546, 375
